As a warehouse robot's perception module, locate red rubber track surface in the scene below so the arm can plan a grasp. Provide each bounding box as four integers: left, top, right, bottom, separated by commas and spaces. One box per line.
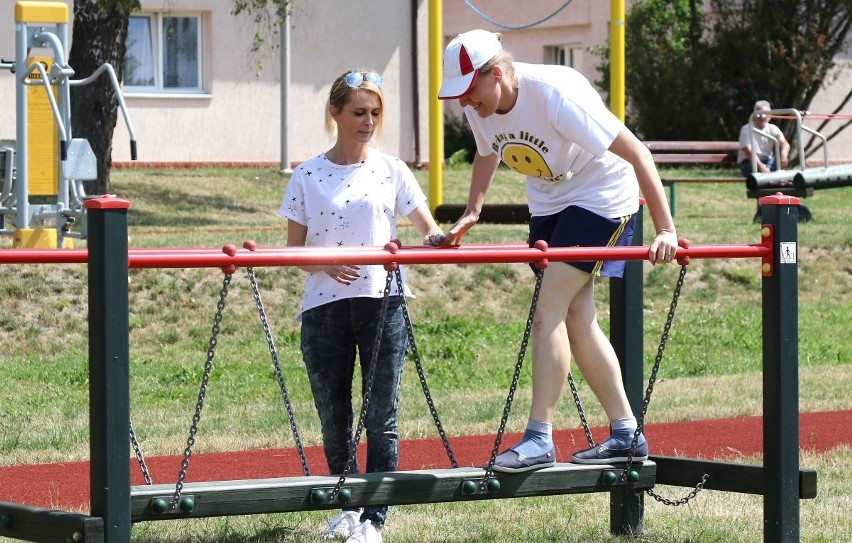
1, 410, 848, 511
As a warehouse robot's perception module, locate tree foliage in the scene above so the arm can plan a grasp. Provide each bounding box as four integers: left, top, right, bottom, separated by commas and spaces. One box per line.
621, 0, 710, 140
600, 0, 852, 160
707, 0, 852, 157
230, 0, 294, 75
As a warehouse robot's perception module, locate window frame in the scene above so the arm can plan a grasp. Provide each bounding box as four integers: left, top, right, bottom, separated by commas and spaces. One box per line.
123, 12, 205, 96
547, 44, 583, 71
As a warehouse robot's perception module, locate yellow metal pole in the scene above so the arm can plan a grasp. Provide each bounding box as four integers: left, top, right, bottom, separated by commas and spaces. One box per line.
610, 0, 626, 121
428, 0, 443, 213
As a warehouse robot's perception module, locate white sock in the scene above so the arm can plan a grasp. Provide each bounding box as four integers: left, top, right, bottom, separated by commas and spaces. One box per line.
611, 416, 637, 432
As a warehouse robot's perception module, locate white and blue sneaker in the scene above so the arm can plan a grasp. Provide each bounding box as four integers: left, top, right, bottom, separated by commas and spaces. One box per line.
322, 509, 362, 539
345, 519, 382, 543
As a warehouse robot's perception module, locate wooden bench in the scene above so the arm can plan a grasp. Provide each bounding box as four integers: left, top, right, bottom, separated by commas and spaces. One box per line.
648, 141, 818, 220
645, 140, 740, 165
434, 141, 747, 224
644, 141, 744, 217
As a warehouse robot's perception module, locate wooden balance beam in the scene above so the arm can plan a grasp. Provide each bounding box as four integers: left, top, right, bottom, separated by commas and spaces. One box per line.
130, 462, 656, 522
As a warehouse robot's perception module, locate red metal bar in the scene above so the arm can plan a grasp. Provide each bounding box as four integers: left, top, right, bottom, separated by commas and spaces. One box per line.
0, 242, 771, 268
0, 249, 88, 264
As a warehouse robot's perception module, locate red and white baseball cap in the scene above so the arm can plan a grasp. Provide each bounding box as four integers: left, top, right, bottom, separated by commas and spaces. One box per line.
438, 29, 502, 100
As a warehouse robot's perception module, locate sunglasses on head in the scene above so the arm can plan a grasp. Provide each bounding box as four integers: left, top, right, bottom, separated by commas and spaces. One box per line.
344, 71, 383, 89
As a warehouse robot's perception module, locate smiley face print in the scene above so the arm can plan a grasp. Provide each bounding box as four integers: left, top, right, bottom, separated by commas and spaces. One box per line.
502, 143, 553, 178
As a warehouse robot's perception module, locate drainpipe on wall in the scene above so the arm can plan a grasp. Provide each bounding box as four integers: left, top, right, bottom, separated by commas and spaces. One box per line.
411, 0, 422, 167
280, 10, 293, 174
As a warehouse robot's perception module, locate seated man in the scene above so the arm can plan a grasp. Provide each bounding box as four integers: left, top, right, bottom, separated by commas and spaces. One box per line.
738, 100, 812, 223
737, 99, 790, 176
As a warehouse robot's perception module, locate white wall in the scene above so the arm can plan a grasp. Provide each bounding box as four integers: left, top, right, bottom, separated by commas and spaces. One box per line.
0, 0, 849, 165
112, 0, 431, 166
802, 36, 852, 163
0, 0, 430, 167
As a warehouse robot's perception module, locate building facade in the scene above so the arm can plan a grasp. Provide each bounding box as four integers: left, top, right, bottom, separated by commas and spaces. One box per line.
0, 0, 431, 168
0, 0, 849, 168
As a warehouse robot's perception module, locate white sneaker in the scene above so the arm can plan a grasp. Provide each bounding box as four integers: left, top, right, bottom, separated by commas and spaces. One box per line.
321, 509, 362, 539
344, 519, 382, 543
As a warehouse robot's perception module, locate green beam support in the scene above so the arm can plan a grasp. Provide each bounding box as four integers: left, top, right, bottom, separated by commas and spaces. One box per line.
0, 502, 103, 543
86, 196, 132, 543
608, 204, 645, 535
759, 194, 802, 543
651, 456, 817, 498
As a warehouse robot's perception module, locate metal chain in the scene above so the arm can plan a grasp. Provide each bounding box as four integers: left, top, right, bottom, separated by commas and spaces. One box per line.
246, 267, 310, 476
647, 473, 710, 506
629, 265, 710, 505
567, 373, 595, 448
168, 272, 231, 510
620, 265, 688, 477
479, 268, 544, 492
129, 419, 152, 485
567, 265, 708, 506
327, 271, 394, 502
394, 270, 458, 468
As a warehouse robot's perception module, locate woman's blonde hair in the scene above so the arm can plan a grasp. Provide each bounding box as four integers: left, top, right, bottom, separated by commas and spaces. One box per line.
479, 33, 516, 88
325, 70, 385, 140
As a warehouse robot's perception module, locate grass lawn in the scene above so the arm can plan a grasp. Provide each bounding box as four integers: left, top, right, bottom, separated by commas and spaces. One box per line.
0, 164, 849, 542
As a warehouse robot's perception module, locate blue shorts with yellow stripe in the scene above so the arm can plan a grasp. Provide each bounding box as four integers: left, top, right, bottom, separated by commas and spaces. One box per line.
528, 205, 637, 278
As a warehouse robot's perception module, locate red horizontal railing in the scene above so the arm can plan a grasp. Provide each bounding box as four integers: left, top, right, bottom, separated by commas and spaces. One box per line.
0, 240, 770, 269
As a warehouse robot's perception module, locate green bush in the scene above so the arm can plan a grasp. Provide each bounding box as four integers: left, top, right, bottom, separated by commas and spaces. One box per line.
443, 113, 476, 164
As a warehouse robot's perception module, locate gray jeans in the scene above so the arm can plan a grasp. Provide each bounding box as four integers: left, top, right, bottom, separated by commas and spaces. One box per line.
300, 296, 407, 527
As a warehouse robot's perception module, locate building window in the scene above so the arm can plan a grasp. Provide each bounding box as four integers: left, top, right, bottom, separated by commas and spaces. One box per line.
124, 13, 202, 93
547, 44, 582, 71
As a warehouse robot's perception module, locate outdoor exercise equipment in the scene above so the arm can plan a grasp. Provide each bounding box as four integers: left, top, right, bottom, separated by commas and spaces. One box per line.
128, 240, 462, 516
0, 0, 137, 248
0, 193, 817, 543
128, 246, 311, 511
745, 108, 852, 222
792, 163, 852, 191
124, 243, 657, 526
566, 261, 712, 505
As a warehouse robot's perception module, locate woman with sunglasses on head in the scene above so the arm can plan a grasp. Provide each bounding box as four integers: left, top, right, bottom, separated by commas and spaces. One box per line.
279, 70, 443, 543
437, 30, 678, 472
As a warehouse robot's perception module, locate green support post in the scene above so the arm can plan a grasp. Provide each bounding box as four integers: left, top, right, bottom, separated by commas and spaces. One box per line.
758, 194, 801, 543
668, 184, 676, 217
86, 196, 131, 543
608, 203, 645, 535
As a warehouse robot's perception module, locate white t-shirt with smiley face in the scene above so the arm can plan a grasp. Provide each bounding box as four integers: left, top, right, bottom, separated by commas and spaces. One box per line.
464, 62, 639, 218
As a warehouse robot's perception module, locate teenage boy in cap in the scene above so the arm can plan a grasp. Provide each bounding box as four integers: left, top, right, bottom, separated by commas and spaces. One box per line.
437, 29, 678, 471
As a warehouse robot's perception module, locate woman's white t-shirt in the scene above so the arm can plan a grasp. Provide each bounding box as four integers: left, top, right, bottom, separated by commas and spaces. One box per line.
279, 150, 425, 316
464, 62, 639, 218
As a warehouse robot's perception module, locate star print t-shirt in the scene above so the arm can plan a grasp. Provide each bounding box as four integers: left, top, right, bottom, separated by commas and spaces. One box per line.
464, 62, 639, 218
279, 150, 426, 316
